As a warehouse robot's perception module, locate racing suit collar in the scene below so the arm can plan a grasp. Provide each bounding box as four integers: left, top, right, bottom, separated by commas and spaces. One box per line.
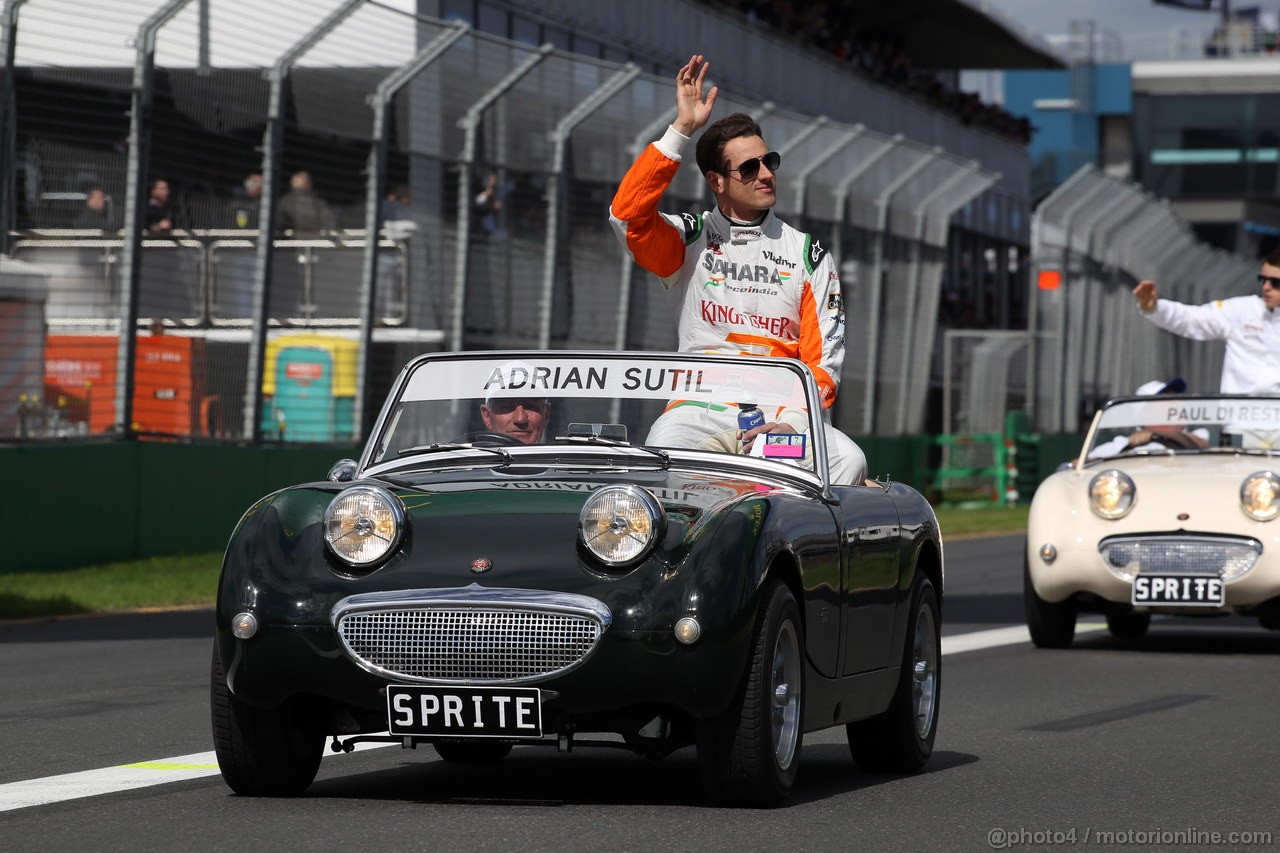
708, 207, 775, 245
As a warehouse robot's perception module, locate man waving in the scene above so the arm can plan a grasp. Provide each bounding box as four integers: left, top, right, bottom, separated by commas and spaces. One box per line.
609, 54, 865, 482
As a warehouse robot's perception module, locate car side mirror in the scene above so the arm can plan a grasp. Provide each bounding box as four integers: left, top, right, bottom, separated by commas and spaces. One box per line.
327, 458, 358, 482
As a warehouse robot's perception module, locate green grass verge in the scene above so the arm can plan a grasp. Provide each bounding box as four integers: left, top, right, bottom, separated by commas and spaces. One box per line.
0, 553, 222, 621
1, 504, 1028, 621
933, 503, 1029, 536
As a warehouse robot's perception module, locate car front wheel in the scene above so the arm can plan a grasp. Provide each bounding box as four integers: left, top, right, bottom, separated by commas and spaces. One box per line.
696, 579, 803, 808
211, 643, 324, 796
847, 573, 941, 772
1024, 558, 1076, 648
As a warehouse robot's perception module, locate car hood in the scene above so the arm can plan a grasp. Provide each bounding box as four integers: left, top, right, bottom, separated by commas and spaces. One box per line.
228, 466, 796, 628
1033, 452, 1280, 536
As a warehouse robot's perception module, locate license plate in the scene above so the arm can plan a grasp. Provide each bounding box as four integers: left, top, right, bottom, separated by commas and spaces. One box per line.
387, 685, 542, 738
1132, 574, 1224, 607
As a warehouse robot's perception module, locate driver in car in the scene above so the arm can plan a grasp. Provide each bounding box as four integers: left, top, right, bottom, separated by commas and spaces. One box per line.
479, 396, 550, 445
1086, 377, 1208, 460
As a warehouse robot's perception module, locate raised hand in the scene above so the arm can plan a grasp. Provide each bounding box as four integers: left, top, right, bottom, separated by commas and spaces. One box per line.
1133, 279, 1158, 311
673, 54, 717, 137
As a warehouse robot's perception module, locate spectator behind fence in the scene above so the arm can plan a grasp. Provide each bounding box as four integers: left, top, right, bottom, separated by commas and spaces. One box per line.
74, 186, 118, 231
380, 183, 417, 240
475, 169, 514, 239
277, 170, 337, 233
376, 184, 416, 320
145, 178, 173, 234
227, 172, 262, 229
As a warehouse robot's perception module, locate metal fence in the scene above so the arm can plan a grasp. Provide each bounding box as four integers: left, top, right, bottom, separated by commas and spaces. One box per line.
2, 0, 1005, 444
1027, 164, 1258, 433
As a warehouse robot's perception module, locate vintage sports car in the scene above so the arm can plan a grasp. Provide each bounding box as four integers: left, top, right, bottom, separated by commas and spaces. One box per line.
211, 350, 943, 807
1026, 394, 1280, 647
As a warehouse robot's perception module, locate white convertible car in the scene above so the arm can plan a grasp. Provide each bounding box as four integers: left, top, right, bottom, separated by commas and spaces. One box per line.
1025, 394, 1280, 647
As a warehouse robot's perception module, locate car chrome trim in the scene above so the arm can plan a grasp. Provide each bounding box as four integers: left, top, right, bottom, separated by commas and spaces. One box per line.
772, 619, 801, 769
332, 585, 613, 685
1098, 534, 1262, 583
913, 599, 939, 738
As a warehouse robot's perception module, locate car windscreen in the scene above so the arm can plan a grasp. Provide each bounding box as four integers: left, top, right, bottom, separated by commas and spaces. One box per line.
1088, 396, 1280, 458
369, 353, 820, 471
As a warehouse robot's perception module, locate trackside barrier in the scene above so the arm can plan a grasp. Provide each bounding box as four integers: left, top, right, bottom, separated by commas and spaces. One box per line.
931, 432, 1008, 507
931, 411, 1071, 506
0, 432, 1084, 573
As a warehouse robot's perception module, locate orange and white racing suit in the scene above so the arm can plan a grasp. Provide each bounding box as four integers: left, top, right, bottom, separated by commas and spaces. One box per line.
609, 125, 865, 483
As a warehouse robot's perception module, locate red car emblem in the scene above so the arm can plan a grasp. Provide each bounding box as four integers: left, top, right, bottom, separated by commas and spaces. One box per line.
469, 558, 492, 574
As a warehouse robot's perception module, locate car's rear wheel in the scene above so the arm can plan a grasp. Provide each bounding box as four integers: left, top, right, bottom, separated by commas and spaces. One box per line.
1024, 558, 1076, 648
1106, 610, 1150, 639
432, 740, 513, 763
696, 579, 803, 808
847, 573, 940, 772
211, 643, 324, 796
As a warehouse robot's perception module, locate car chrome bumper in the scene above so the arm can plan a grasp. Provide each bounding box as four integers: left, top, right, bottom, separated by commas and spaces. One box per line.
1028, 533, 1280, 611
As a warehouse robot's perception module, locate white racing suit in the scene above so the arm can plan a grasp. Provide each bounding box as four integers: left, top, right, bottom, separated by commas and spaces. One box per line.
609, 125, 866, 483
1141, 295, 1280, 394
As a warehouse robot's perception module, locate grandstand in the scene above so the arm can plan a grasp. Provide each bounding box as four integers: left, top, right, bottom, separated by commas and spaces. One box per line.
1, 0, 1061, 444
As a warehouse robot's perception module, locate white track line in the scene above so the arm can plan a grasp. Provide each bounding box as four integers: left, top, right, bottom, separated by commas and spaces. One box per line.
941, 622, 1105, 655
0, 752, 222, 812
0, 739, 394, 813
0, 623, 1094, 813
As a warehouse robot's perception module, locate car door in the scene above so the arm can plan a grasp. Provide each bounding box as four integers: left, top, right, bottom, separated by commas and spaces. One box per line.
834, 485, 901, 675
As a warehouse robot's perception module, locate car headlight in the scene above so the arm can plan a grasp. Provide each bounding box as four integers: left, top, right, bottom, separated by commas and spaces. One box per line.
1089, 469, 1135, 520
1241, 471, 1280, 521
324, 486, 405, 567
579, 485, 663, 567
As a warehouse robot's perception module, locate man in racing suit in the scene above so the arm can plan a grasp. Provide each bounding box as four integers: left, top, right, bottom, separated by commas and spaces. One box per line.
608, 54, 865, 482
1133, 249, 1280, 395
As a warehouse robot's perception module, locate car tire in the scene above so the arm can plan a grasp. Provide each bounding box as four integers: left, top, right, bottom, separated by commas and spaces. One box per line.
1024, 558, 1076, 648
1106, 610, 1150, 639
696, 579, 804, 808
847, 574, 940, 772
210, 643, 323, 796
432, 740, 513, 763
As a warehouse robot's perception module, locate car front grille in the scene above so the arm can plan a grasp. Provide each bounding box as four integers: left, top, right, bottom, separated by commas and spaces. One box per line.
1099, 535, 1261, 582
337, 605, 606, 683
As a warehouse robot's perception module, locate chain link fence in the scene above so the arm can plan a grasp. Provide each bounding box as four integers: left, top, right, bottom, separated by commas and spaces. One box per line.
3, 0, 1011, 444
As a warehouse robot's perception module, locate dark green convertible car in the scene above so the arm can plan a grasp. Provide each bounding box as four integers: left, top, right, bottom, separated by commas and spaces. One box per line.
211, 350, 943, 807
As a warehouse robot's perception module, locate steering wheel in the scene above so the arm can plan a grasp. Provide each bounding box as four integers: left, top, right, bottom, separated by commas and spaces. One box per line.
461, 431, 524, 447
1152, 432, 1194, 450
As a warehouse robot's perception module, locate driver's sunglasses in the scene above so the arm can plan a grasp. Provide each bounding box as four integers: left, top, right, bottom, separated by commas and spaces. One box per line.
487, 397, 546, 415
724, 151, 781, 181
1259, 274, 1280, 288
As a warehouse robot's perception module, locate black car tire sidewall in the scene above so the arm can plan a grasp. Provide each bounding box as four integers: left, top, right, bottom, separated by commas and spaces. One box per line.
210, 642, 324, 796
1024, 556, 1077, 648
847, 573, 941, 772
696, 579, 803, 807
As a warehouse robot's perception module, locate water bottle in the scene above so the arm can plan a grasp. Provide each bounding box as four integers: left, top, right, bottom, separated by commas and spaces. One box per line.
738, 403, 764, 445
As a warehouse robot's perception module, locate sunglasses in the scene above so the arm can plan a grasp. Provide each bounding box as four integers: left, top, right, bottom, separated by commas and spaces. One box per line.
724, 151, 781, 181
1259, 274, 1280, 288
487, 397, 547, 415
